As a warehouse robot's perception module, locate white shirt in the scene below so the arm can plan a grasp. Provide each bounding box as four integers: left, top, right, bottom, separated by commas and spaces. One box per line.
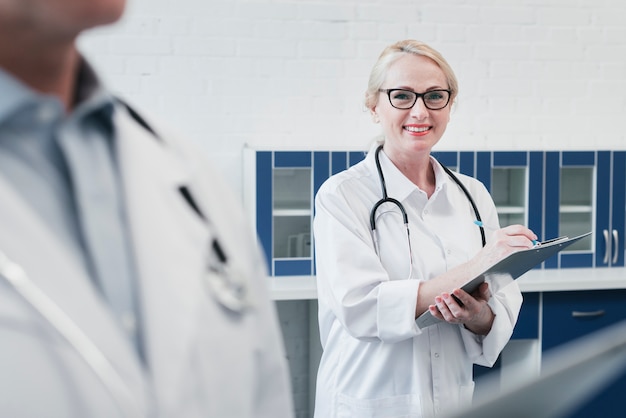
313, 142, 522, 418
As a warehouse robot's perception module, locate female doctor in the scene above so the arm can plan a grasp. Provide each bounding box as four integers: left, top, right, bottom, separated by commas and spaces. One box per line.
313, 39, 538, 418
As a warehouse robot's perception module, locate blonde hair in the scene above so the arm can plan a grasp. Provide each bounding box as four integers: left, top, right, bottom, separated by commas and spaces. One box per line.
364, 40, 458, 111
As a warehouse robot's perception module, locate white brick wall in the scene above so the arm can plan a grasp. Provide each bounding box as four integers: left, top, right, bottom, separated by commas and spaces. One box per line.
80, 0, 626, 194
78, 1, 626, 416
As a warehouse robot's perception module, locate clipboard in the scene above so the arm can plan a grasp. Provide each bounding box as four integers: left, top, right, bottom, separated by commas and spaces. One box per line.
415, 232, 592, 328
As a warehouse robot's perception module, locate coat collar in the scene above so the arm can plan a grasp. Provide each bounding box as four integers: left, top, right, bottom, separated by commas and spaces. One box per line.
365, 141, 451, 203
0, 68, 37, 126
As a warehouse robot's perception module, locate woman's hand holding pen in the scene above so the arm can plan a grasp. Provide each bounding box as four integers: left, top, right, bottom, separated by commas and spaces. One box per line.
424, 224, 537, 334
475, 220, 539, 245
473, 224, 538, 274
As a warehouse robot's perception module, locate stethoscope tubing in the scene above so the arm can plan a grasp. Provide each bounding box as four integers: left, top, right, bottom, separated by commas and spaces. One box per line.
371, 144, 486, 249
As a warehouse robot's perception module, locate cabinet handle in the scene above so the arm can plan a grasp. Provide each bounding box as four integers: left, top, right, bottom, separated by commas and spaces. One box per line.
603, 229, 610, 264
613, 229, 619, 264
571, 310, 605, 318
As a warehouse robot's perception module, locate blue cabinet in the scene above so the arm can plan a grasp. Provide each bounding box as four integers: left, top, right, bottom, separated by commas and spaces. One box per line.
542, 290, 626, 417
512, 291, 540, 339
432, 151, 543, 233
251, 150, 365, 276
542, 290, 626, 350
478, 151, 544, 237
255, 151, 313, 276
248, 149, 625, 276
545, 151, 626, 269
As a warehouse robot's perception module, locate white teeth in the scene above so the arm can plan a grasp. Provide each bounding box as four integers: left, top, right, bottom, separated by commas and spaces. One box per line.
405, 126, 429, 132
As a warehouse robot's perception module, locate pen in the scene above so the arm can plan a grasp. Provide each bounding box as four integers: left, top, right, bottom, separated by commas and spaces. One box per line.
473, 220, 539, 246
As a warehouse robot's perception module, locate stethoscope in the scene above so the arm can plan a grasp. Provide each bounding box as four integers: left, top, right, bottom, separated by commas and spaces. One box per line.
0, 101, 250, 418
178, 185, 250, 313
125, 99, 250, 314
370, 144, 486, 277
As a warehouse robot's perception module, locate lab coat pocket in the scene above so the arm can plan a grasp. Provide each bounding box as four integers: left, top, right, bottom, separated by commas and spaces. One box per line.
458, 381, 475, 407
336, 392, 423, 418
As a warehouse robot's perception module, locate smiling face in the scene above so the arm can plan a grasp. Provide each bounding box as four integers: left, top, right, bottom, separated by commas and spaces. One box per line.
371, 53, 452, 164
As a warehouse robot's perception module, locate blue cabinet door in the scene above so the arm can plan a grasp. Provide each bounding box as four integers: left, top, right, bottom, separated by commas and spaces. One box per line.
545, 151, 596, 268
255, 150, 366, 276
542, 290, 626, 418
272, 151, 314, 276
542, 290, 626, 351
477, 151, 543, 237
544, 151, 624, 269
512, 291, 540, 339
612, 152, 626, 267
596, 151, 625, 268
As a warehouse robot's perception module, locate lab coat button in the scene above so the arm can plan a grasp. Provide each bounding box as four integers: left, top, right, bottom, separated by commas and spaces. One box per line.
424, 209, 429, 215
434, 352, 440, 358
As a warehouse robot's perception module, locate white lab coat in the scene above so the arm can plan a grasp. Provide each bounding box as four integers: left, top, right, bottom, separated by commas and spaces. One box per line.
0, 104, 294, 417
313, 144, 522, 418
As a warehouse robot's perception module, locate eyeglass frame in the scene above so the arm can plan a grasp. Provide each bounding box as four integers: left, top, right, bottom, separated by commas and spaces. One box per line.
378, 88, 452, 110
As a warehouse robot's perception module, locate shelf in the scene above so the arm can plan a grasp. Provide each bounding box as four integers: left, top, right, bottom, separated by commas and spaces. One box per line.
496, 206, 525, 214
273, 209, 312, 216
559, 205, 593, 213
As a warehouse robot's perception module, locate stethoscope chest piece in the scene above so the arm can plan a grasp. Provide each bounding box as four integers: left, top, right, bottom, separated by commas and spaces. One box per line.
204, 265, 249, 314
204, 238, 250, 314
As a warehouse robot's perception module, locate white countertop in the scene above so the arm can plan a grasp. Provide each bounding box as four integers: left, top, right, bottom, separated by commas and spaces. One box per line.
517, 268, 626, 292
269, 268, 626, 300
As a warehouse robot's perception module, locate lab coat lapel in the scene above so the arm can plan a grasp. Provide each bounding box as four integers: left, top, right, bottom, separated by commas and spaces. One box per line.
114, 108, 208, 407
0, 175, 147, 393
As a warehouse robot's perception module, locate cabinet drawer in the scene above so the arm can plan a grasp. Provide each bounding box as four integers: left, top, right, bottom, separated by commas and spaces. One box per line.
542, 289, 626, 351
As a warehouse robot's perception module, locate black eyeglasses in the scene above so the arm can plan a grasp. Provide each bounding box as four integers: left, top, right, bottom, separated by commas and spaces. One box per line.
379, 88, 451, 110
